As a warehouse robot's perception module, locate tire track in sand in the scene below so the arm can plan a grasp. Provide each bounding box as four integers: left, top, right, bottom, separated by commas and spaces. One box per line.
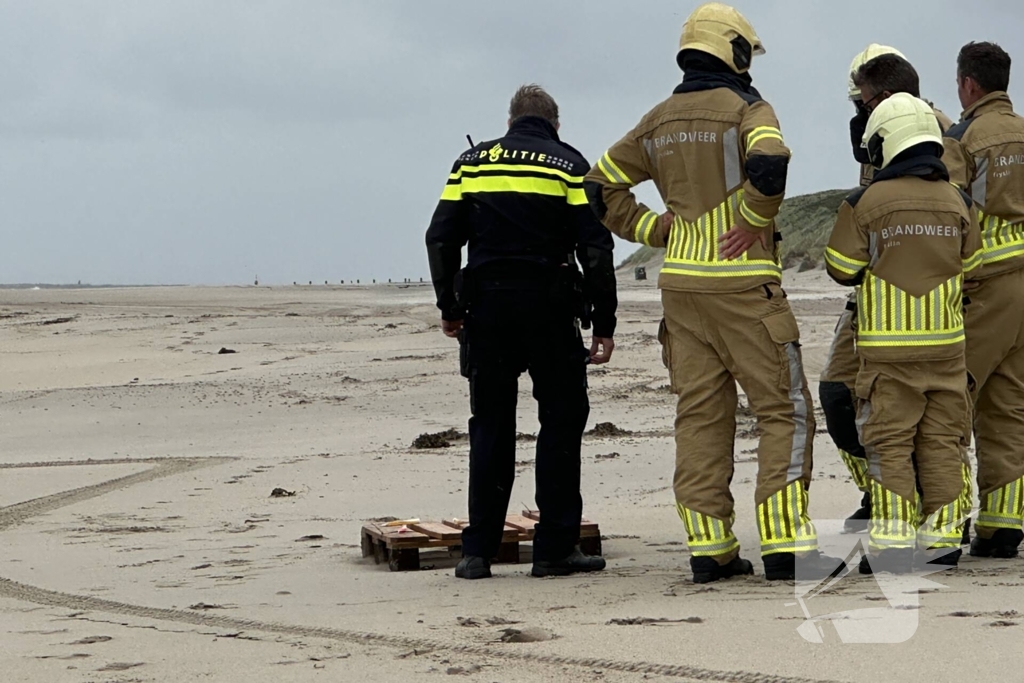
0, 458, 845, 683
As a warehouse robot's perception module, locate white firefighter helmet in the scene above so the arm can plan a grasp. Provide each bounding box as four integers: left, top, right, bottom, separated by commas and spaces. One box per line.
849, 44, 906, 100
678, 3, 765, 74
862, 92, 942, 169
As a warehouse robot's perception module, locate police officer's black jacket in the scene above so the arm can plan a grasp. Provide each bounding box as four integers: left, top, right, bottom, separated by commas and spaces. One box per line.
425, 116, 618, 338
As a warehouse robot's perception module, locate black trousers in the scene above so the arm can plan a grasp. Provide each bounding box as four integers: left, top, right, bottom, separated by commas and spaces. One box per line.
460, 284, 590, 561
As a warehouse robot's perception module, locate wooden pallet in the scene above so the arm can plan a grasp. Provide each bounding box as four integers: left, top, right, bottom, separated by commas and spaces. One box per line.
361, 510, 602, 571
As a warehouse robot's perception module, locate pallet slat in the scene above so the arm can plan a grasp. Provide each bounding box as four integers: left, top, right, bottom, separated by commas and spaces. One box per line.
409, 522, 462, 541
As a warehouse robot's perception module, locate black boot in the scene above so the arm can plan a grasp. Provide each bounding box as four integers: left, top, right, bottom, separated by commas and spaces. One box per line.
764, 551, 847, 581
915, 547, 961, 571
961, 518, 972, 546
858, 548, 914, 575
970, 528, 1024, 559
531, 548, 606, 577
844, 492, 871, 533
691, 556, 754, 584
455, 556, 492, 580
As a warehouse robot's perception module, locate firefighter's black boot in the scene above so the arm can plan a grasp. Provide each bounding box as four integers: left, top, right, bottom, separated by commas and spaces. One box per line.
970, 528, 1024, 559
691, 555, 754, 584
844, 492, 871, 533
764, 551, 847, 581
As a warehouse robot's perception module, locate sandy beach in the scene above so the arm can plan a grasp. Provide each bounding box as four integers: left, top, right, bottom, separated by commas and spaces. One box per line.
1, 271, 1021, 683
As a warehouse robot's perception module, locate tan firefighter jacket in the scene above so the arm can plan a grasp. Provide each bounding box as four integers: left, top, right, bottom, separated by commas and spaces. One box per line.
943, 92, 1024, 279
584, 80, 790, 293
827, 156, 982, 362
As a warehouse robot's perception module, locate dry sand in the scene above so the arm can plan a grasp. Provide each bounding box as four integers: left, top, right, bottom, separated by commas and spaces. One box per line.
1, 272, 1021, 683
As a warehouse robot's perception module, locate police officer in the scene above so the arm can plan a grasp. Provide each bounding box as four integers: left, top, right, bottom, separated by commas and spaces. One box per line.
944, 42, 1024, 559
826, 93, 981, 573
426, 85, 618, 580
821, 48, 960, 533
584, 2, 843, 583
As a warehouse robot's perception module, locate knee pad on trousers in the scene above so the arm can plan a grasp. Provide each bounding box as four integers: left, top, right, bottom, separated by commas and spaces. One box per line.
819, 381, 865, 458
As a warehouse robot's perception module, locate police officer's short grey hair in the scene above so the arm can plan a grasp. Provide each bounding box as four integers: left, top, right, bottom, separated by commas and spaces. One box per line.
509, 84, 559, 126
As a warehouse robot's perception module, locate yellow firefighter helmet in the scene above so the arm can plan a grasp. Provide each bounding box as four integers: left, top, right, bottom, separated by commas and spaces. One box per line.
677, 3, 765, 74
862, 93, 942, 169
848, 44, 906, 100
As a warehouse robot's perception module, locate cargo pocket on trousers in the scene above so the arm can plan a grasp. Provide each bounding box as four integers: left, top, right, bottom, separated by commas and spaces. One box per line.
760, 309, 801, 390
853, 370, 879, 444
457, 328, 470, 379
657, 318, 679, 394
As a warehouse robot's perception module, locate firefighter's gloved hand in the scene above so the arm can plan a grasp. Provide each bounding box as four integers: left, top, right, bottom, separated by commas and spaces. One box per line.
589, 337, 614, 365
659, 212, 675, 242
441, 319, 464, 338
718, 225, 769, 260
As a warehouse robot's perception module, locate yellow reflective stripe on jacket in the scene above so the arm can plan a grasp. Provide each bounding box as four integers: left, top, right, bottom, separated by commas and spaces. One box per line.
825, 247, 868, 276
596, 152, 634, 186
451, 163, 583, 184
757, 481, 818, 556
978, 212, 1024, 265
746, 126, 784, 150
868, 480, 918, 550
457, 175, 588, 205
659, 190, 783, 280
738, 199, 772, 228
633, 211, 659, 246
857, 273, 965, 347
440, 183, 462, 201
963, 249, 983, 274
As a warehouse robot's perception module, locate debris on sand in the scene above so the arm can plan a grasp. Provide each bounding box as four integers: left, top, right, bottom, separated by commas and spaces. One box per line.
498, 626, 556, 643
188, 603, 226, 611
587, 422, 633, 438
446, 665, 483, 676
39, 316, 75, 326
595, 452, 621, 461
70, 636, 113, 645
458, 616, 521, 628
516, 432, 538, 442
368, 516, 399, 523
412, 429, 466, 449
607, 616, 704, 626
296, 534, 326, 542
218, 347, 238, 354
270, 488, 296, 498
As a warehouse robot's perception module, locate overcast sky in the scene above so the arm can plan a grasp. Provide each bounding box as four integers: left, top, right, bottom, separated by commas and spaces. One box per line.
1, 1, 1021, 285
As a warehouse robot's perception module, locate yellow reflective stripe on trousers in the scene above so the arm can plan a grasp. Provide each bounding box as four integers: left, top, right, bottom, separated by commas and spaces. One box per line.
857, 273, 964, 347
757, 481, 818, 556
746, 126, 784, 150
839, 450, 870, 492
596, 152, 633, 185
676, 505, 740, 557
978, 212, 1024, 265
661, 190, 783, 280
977, 475, 1024, 529
633, 211, 659, 246
458, 175, 587, 205
868, 480, 917, 550
918, 499, 964, 550
825, 247, 868, 276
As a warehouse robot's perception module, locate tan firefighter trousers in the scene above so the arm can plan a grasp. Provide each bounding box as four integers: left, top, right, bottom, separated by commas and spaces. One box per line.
856, 359, 972, 551
659, 284, 817, 562
965, 268, 1024, 537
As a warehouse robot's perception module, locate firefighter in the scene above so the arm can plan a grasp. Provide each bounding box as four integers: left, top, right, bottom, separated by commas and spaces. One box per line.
944, 42, 1024, 559
425, 85, 618, 580
826, 93, 982, 573
584, 2, 844, 583
821, 48, 962, 534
